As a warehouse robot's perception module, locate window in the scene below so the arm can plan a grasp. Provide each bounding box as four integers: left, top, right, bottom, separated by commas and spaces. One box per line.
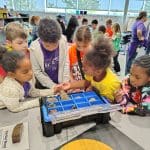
143, 0, 150, 14
7, 0, 45, 11
128, 0, 143, 11
5, 0, 146, 16
47, 0, 77, 9
110, 0, 125, 11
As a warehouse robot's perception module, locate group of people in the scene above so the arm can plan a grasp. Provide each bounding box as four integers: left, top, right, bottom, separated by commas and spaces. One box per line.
0, 12, 149, 114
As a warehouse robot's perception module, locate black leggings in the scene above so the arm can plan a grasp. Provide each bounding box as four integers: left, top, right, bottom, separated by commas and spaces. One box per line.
113, 51, 120, 73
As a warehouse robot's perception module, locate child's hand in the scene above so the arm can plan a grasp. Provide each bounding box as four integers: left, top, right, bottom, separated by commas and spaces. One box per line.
53, 82, 71, 94
54, 84, 63, 94
114, 90, 125, 103
61, 82, 71, 91
85, 86, 93, 92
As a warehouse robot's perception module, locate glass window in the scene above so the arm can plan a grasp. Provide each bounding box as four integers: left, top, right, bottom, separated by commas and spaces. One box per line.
35, 0, 45, 11
128, 0, 143, 11
143, 1, 150, 14
5, 0, 145, 15
7, 0, 45, 11
100, 0, 110, 10
47, 0, 77, 9
46, 0, 110, 10
0, 0, 6, 8
110, 0, 125, 11
78, 0, 100, 10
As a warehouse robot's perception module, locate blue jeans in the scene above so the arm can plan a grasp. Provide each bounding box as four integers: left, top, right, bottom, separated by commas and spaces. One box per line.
125, 42, 138, 75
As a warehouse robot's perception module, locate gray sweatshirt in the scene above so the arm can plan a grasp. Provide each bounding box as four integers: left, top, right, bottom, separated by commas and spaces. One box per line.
30, 35, 70, 88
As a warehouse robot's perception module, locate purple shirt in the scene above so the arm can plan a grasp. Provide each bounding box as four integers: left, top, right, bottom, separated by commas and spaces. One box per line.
132, 20, 147, 43
23, 82, 31, 97
39, 40, 59, 84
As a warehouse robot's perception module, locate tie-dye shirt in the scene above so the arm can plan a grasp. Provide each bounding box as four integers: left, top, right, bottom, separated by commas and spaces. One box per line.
120, 76, 150, 105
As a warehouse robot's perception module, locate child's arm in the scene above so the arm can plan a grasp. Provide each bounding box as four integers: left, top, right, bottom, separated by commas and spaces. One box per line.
62, 36, 70, 82
62, 80, 90, 91
29, 86, 62, 97
7, 98, 39, 113
112, 34, 117, 40
114, 78, 130, 105
114, 89, 125, 103
28, 77, 62, 97
30, 45, 56, 88
1, 92, 39, 113
7, 87, 63, 112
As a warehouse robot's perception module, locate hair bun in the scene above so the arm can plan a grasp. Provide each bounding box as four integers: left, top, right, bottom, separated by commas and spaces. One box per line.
92, 37, 113, 56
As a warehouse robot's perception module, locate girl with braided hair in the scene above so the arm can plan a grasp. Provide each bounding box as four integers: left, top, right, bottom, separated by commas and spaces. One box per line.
115, 55, 150, 105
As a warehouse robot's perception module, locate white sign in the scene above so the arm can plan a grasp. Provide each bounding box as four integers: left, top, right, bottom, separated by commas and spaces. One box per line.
0, 122, 29, 150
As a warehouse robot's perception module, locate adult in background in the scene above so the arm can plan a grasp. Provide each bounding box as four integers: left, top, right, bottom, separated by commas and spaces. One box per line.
56, 15, 66, 35
65, 16, 79, 43
125, 11, 148, 74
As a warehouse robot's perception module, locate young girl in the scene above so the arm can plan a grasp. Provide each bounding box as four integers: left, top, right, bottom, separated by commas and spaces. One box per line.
69, 25, 92, 81
0, 50, 58, 112
62, 37, 121, 103
112, 23, 121, 75
115, 55, 150, 105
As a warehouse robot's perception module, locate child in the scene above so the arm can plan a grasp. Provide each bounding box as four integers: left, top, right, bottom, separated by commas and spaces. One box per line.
0, 22, 29, 83
69, 25, 92, 81
105, 19, 113, 38
82, 18, 88, 26
97, 25, 108, 39
62, 37, 121, 103
115, 55, 150, 105
112, 23, 121, 75
91, 19, 99, 40
0, 50, 58, 112
30, 18, 70, 89
30, 16, 40, 42
98, 25, 106, 35
91, 19, 98, 31
5, 22, 29, 53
